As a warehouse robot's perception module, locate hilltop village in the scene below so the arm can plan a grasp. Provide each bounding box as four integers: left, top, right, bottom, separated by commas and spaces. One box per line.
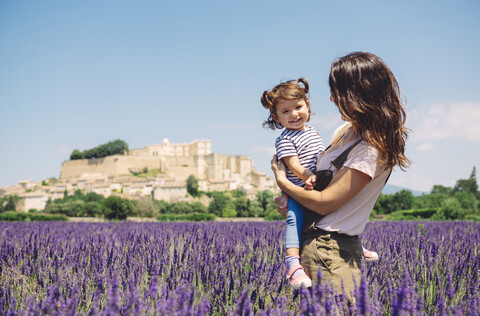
0, 139, 277, 212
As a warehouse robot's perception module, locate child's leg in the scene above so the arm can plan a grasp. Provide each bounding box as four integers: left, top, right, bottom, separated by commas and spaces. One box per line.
285, 198, 305, 254
285, 198, 311, 288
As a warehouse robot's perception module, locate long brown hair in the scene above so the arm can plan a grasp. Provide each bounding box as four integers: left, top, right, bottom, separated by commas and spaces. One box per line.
329, 52, 410, 170
261, 78, 311, 130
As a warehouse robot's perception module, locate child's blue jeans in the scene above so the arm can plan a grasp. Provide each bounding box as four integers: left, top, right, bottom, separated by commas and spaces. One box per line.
285, 198, 304, 249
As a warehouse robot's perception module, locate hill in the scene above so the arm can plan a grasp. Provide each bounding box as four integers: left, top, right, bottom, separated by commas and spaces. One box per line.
382, 184, 425, 196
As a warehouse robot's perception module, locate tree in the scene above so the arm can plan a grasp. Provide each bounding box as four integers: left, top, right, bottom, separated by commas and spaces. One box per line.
70, 149, 83, 160
437, 197, 466, 220
454, 167, 479, 195
256, 190, 275, 213
69, 139, 129, 160
102, 196, 134, 220
0, 197, 8, 213
454, 191, 478, 215
391, 190, 414, 211
186, 175, 199, 197
208, 192, 233, 217
83, 201, 103, 217
190, 201, 207, 213
170, 201, 193, 214
234, 197, 252, 217
4, 195, 20, 212
430, 185, 453, 195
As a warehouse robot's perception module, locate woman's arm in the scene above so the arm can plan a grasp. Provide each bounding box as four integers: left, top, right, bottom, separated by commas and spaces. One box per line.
271, 155, 371, 215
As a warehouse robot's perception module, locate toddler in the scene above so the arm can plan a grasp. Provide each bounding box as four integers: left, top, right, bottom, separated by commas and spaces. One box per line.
261, 78, 324, 288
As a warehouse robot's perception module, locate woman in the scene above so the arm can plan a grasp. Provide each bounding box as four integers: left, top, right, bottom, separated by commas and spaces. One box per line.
270, 52, 410, 296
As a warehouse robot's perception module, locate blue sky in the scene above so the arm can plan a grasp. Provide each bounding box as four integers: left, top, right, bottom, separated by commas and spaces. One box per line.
1, 0, 479, 192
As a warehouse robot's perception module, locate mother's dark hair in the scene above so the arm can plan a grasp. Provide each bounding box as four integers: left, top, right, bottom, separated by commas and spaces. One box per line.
329, 52, 410, 170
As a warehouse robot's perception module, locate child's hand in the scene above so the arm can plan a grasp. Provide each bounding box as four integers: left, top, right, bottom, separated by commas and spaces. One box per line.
275, 192, 289, 218
304, 175, 317, 191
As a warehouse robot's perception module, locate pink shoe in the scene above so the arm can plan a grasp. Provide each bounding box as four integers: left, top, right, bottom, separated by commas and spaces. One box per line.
286, 264, 312, 289
363, 247, 379, 262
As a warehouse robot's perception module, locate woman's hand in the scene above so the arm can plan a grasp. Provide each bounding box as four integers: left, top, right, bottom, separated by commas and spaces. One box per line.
270, 155, 288, 188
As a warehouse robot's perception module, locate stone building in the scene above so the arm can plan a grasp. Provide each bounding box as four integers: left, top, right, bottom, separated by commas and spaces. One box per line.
1, 139, 277, 211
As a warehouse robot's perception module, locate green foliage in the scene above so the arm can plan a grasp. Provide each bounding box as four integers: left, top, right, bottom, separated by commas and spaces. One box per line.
385, 209, 437, 220
186, 175, 199, 197
454, 167, 478, 194
157, 213, 215, 221
190, 202, 207, 213
231, 189, 246, 198
374, 190, 413, 214
70, 139, 128, 160
222, 207, 237, 218
70, 149, 84, 160
265, 211, 285, 221
0, 211, 68, 221
154, 200, 171, 214
1, 195, 21, 212
130, 198, 157, 218
208, 192, 233, 216
102, 196, 134, 220
234, 197, 251, 217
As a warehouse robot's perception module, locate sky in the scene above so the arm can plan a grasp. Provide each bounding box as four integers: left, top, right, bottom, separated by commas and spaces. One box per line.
1, 0, 479, 192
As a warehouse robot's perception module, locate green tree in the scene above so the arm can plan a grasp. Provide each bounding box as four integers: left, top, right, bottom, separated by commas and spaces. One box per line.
131, 198, 157, 218
436, 197, 465, 220
392, 190, 414, 211
234, 196, 252, 217
70, 149, 84, 160
0, 196, 8, 213
374, 194, 394, 214
190, 201, 207, 213
430, 185, 453, 195
85, 192, 104, 202
5, 195, 20, 212
454, 191, 478, 215
102, 196, 134, 220
83, 201, 103, 217
186, 175, 199, 197
256, 190, 275, 213
170, 201, 193, 214
250, 200, 265, 218
208, 192, 233, 217
454, 167, 479, 195
154, 200, 170, 214
222, 205, 237, 218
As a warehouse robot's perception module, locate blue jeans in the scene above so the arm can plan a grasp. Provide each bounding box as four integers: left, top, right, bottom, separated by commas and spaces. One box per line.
285, 198, 304, 249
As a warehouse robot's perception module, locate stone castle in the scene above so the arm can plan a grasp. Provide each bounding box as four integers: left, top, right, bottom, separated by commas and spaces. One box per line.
0, 139, 276, 212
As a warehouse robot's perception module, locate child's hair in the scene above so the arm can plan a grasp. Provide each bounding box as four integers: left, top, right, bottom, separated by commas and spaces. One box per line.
329, 52, 410, 170
261, 78, 311, 130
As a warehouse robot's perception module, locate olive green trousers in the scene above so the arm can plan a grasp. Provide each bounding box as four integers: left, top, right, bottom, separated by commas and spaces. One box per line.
300, 228, 363, 297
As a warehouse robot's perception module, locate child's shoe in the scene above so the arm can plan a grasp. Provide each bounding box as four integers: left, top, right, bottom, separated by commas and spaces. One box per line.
286, 264, 312, 289
363, 247, 379, 262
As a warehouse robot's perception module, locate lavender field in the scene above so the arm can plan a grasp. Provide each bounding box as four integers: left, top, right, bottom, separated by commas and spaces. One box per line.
1, 221, 479, 315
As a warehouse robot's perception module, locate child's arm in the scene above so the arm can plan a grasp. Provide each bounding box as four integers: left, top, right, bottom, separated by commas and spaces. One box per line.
282, 156, 314, 181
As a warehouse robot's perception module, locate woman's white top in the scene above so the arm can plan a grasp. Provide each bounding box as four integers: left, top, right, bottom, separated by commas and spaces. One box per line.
314, 124, 390, 236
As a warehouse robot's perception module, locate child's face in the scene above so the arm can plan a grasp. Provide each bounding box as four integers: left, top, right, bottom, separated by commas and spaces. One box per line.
273, 98, 310, 131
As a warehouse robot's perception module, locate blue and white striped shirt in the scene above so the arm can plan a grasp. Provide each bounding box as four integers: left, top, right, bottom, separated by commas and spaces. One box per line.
275, 126, 325, 186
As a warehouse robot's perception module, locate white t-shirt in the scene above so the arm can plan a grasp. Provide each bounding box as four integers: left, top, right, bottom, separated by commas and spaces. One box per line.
314, 126, 390, 236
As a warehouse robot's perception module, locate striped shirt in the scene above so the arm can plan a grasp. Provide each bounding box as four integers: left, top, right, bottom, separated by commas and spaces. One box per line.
275, 126, 325, 186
